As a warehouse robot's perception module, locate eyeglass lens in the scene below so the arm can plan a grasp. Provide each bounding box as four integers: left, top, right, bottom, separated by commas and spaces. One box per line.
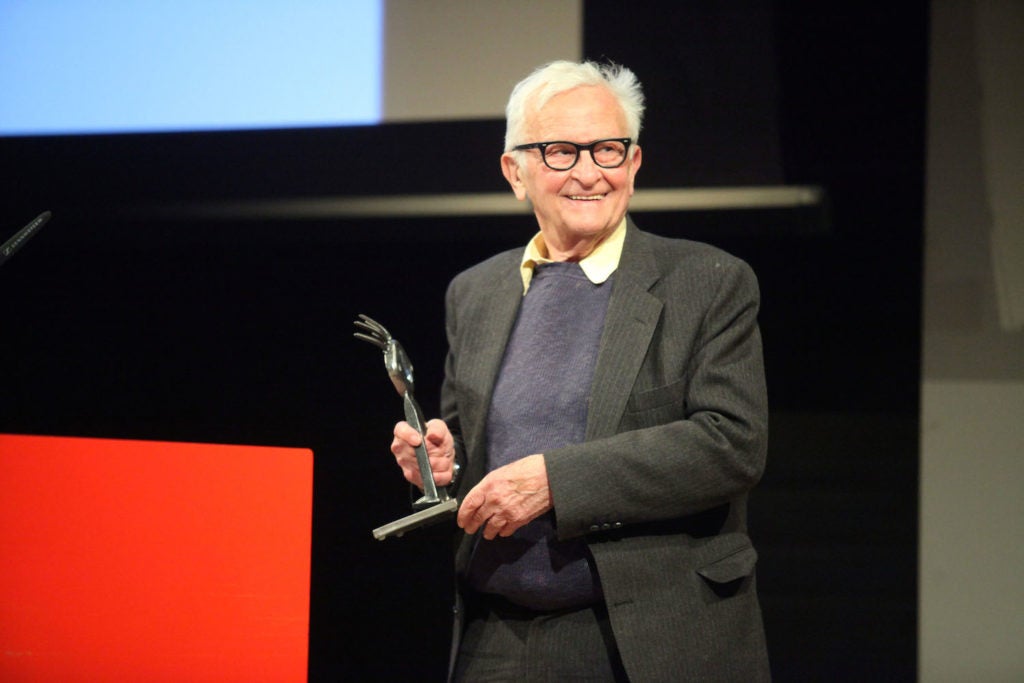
543, 140, 627, 170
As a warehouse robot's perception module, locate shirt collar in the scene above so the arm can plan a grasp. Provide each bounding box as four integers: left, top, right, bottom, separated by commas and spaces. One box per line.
519, 217, 627, 294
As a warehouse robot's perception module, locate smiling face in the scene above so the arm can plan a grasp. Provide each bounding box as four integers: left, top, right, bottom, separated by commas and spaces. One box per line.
501, 85, 642, 261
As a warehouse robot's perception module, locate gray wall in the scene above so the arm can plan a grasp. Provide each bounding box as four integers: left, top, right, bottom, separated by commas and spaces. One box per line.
920, 1, 1024, 680
383, 0, 581, 122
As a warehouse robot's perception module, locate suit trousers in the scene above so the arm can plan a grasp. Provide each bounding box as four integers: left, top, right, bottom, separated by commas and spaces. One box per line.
453, 594, 630, 682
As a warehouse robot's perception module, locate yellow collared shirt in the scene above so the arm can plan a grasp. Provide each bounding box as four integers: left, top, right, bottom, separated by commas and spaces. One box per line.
519, 217, 627, 294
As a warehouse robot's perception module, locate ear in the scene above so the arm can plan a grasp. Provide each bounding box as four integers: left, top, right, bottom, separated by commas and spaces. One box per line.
625, 144, 642, 196
501, 153, 528, 200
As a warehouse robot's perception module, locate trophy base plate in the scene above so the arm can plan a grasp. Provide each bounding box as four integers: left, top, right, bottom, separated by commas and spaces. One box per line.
372, 498, 459, 540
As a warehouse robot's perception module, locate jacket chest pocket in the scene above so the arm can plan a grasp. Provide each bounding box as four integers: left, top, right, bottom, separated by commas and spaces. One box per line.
622, 378, 688, 429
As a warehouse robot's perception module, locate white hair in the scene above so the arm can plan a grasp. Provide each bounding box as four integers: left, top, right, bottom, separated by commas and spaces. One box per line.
504, 60, 646, 152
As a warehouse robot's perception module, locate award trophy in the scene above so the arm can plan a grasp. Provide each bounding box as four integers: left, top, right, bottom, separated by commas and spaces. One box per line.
354, 314, 458, 540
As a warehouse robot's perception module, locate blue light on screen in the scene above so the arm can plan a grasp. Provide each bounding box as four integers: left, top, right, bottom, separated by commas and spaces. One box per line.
0, 1, 382, 135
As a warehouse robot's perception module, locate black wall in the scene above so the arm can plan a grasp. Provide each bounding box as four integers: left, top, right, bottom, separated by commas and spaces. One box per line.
0, 3, 926, 680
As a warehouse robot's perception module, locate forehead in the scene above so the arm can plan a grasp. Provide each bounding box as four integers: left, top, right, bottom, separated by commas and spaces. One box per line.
527, 85, 628, 141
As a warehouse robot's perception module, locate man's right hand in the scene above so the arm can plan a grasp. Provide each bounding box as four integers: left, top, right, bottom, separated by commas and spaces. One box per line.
390, 418, 456, 490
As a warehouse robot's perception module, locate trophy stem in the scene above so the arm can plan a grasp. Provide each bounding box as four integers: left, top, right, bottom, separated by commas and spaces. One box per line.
402, 391, 450, 507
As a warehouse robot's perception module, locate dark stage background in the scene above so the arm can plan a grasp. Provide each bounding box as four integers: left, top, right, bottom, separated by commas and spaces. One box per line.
1, 3, 926, 680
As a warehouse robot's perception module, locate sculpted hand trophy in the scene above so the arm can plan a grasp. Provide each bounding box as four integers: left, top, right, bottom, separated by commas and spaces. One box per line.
354, 314, 458, 539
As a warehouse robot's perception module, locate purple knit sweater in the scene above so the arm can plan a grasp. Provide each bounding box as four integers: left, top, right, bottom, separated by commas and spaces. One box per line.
467, 261, 613, 610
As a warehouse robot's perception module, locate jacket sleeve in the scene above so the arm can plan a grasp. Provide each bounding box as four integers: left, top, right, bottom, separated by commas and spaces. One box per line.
543, 255, 768, 540
439, 272, 468, 497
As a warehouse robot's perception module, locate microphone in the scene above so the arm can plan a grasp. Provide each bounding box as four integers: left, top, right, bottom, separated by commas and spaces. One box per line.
1, 210, 52, 267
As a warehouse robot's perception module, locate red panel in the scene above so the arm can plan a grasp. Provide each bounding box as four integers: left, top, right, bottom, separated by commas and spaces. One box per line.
0, 434, 313, 682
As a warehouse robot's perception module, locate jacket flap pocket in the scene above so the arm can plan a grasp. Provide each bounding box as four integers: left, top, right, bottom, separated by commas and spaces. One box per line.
626, 378, 687, 413
696, 544, 758, 584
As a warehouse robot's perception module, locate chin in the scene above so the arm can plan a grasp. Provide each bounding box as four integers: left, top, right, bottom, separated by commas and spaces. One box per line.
567, 221, 615, 237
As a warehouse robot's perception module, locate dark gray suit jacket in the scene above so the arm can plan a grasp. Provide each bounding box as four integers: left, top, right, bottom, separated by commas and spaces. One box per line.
442, 218, 770, 682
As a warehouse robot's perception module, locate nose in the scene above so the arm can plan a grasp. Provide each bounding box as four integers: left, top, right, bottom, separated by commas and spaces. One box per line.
570, 149, 603, 183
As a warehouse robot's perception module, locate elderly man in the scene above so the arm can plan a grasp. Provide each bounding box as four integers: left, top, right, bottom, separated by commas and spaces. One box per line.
391, 60, 770, 682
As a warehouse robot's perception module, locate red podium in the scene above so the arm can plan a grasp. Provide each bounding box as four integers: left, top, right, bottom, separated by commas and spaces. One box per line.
0, 434, 313, 682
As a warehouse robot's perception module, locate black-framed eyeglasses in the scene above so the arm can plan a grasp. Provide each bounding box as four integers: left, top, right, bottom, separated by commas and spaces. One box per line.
512, 137, 632, 171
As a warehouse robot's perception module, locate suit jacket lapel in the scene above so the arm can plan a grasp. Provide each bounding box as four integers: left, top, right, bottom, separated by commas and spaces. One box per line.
461, 255, 523, 484
586, 220, 663, 440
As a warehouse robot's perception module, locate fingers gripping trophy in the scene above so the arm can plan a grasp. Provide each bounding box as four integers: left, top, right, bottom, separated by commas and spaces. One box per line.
354, 315, 458, 539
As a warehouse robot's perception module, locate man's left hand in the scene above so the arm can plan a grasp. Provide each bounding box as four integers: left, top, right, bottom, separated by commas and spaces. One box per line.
457, 454, 551, 540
